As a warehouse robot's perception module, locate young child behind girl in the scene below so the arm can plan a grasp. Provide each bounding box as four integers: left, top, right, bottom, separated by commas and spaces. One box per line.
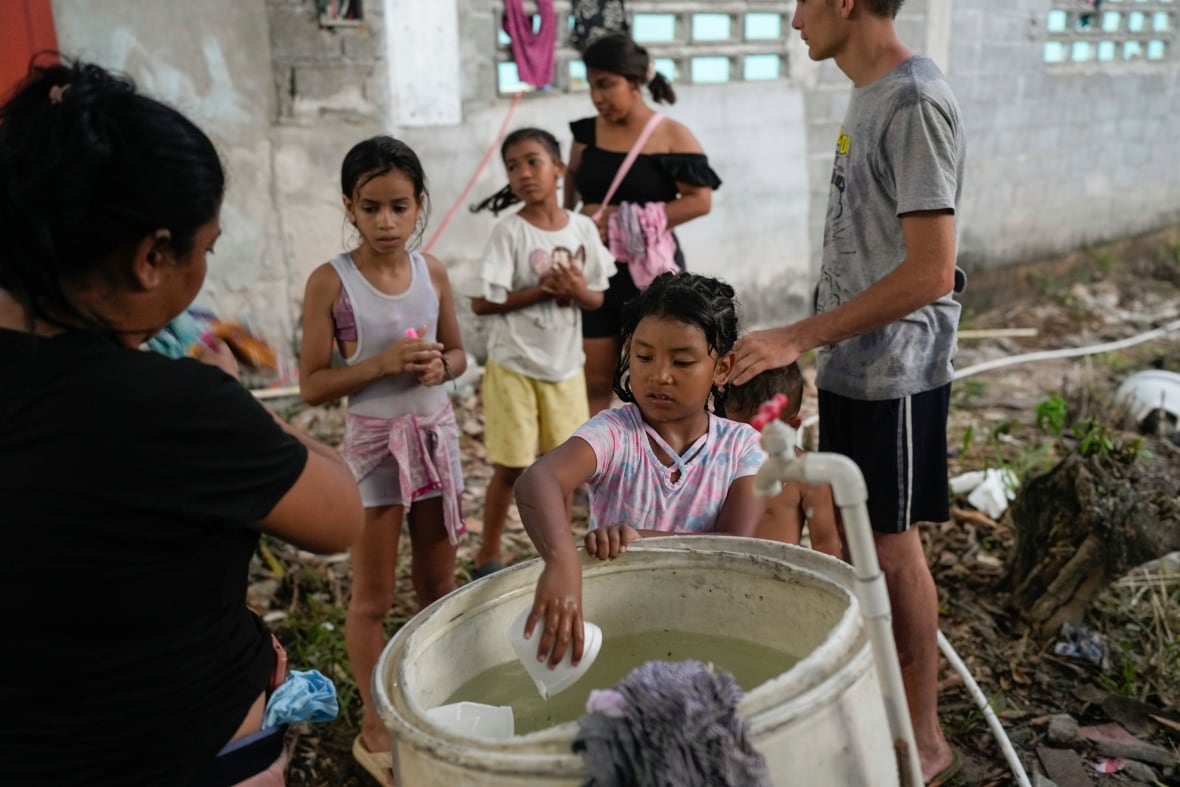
514, 271, 766, 666
299, 136, 467, 786
724, 365, 843, 559
467, 128, 613, 577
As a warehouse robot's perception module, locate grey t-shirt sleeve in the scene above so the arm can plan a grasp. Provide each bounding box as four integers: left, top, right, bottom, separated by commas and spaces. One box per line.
882, 98, 960, 217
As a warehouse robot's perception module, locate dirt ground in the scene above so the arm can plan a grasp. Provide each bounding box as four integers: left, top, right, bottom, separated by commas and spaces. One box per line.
256, 228, 1180, 786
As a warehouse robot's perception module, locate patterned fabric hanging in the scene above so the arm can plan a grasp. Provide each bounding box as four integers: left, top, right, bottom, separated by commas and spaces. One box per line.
570, 0, 628, 52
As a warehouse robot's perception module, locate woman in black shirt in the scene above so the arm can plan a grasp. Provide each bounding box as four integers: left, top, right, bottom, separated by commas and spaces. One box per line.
565, 34, 722, 414
0, 60, 363, 786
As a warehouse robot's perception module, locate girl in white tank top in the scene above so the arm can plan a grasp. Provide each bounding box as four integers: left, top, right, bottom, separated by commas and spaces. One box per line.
297, 137, 468, 781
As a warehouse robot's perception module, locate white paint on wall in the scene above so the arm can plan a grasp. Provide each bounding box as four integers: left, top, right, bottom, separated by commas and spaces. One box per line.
105, 29, 249, 124
383, 0, 462, 128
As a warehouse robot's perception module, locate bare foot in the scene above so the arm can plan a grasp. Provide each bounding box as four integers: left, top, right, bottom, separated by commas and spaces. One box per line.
920, 743, 958, 785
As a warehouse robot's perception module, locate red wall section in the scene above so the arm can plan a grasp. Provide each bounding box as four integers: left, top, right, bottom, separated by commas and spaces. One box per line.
1, 0, 59, 101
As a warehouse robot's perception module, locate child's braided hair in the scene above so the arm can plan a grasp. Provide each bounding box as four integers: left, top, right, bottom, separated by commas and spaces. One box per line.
612, 272, 739, 414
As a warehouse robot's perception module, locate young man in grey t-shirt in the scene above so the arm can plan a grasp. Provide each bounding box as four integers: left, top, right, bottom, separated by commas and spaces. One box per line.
730, 1, 963, 783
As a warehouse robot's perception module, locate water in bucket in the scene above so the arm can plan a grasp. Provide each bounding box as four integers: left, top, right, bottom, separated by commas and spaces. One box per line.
445, 629, 799, 735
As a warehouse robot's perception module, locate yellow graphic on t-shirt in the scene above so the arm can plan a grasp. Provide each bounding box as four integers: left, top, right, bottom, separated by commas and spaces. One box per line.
836, 128, 851, 156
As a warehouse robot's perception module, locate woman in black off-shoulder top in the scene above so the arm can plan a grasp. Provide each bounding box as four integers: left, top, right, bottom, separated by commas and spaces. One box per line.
565, 33, 722, 415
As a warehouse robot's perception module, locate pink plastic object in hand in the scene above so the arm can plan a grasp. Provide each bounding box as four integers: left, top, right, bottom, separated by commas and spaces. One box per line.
405, 328, 420, 339
750, 393, 790, 432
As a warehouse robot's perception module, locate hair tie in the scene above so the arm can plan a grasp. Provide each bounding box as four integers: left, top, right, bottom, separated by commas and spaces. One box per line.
646, 61, 656, 83
48, 84, 70, 104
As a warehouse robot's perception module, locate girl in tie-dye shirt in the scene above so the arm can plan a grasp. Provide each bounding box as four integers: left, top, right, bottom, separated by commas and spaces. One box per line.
515, 272, 766, 667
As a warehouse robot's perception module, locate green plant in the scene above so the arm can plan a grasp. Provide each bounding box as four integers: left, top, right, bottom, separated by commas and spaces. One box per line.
1035, 394, 1068, 437
960, 423, 975, 457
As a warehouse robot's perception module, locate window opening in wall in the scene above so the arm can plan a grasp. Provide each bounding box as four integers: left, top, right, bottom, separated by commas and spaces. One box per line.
317, 0, 362, 26
633, 13, 677, 42
744, 53, 782, 80
745, 13, 782, 40
1044, 0, 1176, 64
692, 14, 732, 41
494, 1, 794, 96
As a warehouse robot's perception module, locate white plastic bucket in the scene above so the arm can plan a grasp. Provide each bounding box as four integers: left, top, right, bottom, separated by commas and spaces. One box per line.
374, 536, 898, 786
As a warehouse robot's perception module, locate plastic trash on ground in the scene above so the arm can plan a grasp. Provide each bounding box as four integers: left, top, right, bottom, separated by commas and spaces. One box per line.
1052, 621, 1106, 666
949, 468, 1018, 519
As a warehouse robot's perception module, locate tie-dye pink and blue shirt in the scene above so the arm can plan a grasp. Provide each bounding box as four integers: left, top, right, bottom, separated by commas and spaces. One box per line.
573, 403, 767, 533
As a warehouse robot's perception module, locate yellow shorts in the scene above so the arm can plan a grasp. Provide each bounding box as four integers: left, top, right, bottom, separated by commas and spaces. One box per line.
483, 360, 589, 469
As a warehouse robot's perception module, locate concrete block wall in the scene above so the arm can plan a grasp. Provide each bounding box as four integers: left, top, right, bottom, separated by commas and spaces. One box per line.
432, 0, 816, 340
50, 0, 310, 351
48, 0, 1180, 363
263, 0, 391, 354
949, 0, 1180, 269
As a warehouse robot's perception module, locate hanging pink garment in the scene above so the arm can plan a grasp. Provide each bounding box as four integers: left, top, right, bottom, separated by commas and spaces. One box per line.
503, 0, 557, 89
608, 202, 679, 290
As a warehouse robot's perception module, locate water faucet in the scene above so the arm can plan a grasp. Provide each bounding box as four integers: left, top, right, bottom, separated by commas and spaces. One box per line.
750, 398, 924, 787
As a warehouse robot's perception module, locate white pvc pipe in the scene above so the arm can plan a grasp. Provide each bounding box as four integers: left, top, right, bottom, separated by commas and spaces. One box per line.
937, 632, 1032, 787
786, 319, 1180, 783
754, 424, 924, 787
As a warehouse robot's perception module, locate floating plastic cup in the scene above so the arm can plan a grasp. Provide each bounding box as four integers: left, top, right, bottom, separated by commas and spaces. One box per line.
507, 606, 603, 700
424, 701, 515, 741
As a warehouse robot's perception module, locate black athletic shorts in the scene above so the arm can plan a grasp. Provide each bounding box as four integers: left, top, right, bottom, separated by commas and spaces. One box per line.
818, 383, 951, 534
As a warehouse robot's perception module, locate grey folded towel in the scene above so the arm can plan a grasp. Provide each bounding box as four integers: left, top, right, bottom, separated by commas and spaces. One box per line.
573, 660, 771, 787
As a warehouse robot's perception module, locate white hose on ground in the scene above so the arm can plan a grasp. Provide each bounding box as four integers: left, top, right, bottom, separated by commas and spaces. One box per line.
798, 317, 1180, 432
794, 318, 1180, 784
952, 317, 1180, 381
937, 632, 1032, 786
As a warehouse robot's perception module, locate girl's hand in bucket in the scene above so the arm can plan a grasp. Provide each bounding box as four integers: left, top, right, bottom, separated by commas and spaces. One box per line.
527, 558, 584, 668
584, 524, 639, 560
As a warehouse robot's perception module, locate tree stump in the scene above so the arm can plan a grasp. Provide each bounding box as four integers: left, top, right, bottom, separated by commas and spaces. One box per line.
1002, 440, 1180, 641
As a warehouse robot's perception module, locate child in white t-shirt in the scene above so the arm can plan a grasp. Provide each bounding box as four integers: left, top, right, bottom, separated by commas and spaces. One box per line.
468, 128, 612, 577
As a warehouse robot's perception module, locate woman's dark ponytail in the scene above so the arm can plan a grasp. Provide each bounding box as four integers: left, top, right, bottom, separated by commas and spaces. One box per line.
648, 71, 676, 105
584, 34, 677, 105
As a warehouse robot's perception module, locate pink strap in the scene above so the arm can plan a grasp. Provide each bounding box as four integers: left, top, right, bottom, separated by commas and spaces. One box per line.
592, 113, 664, 223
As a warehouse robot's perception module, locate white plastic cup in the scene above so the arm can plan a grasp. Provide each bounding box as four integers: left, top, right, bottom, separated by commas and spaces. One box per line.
424, 701, 515, 741
507, 606, 603, 700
